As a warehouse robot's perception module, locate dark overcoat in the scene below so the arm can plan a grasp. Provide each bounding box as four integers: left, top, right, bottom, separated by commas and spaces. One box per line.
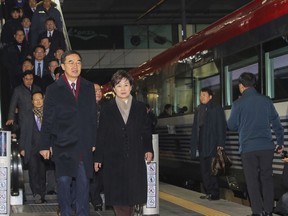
95, 98, 153, 206
40, 76, 97, 178
190, 100, 226, 158
19, 110, 40, 164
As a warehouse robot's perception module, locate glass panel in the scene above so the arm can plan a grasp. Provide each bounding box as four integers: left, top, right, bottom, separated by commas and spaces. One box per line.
268, 52, 288, 100
134, 62, 193, 118
230, 63, 258, 102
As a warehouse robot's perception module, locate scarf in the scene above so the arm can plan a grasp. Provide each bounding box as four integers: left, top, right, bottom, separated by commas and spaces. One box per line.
115, 95, 132, 124
33, 107, 43, 124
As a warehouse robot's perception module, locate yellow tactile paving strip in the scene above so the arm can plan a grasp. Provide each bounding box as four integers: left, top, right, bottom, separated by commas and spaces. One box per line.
160, 191, 230, 216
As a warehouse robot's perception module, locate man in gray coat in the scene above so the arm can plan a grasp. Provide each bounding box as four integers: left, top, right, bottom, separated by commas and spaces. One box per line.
6, 70, 41, 130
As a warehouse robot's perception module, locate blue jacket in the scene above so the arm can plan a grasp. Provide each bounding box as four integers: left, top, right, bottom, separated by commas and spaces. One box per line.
227, 88, 284, 154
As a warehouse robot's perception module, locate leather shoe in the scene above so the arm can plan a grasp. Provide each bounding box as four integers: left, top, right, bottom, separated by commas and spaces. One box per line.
208, 195, 220, 201
47, 190, 57, 195
200, 194, 211, 199
41, 199, 47, 203
93, 204, 102, 211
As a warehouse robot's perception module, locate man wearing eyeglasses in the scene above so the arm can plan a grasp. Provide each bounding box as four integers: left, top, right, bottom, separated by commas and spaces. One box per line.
40, 50, 97, 216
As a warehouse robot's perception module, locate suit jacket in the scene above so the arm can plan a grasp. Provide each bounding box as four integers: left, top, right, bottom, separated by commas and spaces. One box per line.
40, 75, 97, 178
42, 73, 55, 93
8, 84, 41, 129
3, 42, 29, 88
32, 61, 49, 90
38, 30, 66, 53
95, 98, 153, 205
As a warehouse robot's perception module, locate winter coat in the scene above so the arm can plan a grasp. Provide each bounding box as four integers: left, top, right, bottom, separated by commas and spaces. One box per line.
95, 98, 153, 206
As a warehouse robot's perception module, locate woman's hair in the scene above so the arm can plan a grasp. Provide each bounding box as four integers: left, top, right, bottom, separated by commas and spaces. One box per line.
111, 70, 134, 87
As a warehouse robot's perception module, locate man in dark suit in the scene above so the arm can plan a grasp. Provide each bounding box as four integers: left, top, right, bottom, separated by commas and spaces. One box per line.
42, 59, 59, 92
20, 91, 46, 204
38, 17, 66, 54
32, 45, 49, 90
1, 7, 22, 45
23, 0, 37, 20
40, 50, 97, 216
2, 28, 29, 90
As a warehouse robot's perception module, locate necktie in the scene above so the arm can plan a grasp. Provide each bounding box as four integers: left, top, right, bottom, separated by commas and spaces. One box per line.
71, 83, 76, 96
35, 116, 41, 130
37, 63, 41, 77
25, 29, 29, 41
49, 31, 52, 37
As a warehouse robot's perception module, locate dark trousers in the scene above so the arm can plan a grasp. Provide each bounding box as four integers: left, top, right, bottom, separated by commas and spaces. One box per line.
90, 169, 103, 206
57, 161, 89, 216
199, 156, 219, 197
241, 149, 274, 214
28, 151, 46, 198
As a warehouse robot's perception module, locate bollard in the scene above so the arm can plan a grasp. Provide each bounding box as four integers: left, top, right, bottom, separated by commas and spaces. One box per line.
143, 134, 159, 216
0, 131, 11, 216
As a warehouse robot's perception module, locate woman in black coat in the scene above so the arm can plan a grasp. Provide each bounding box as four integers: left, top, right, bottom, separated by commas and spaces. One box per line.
94, 70, 153, 216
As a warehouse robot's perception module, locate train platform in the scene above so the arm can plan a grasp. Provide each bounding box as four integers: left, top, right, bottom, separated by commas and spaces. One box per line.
10, 182, 255, 216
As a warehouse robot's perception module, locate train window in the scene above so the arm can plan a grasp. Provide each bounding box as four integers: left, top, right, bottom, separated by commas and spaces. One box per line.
225, 56, 258, 105
265, 47, 288, 100
134, 62, 193, 117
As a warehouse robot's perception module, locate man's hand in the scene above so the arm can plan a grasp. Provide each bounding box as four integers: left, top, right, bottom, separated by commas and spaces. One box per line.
217, 146, 224, 150
40, 150, 50, 160
275, 145, 284, 154
5, 119, 14, 125
20, 150, 25, 157
94, 162, 101, 172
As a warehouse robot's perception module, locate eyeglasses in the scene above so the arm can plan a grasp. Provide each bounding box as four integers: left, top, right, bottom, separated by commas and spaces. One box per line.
64, 60, 82, 66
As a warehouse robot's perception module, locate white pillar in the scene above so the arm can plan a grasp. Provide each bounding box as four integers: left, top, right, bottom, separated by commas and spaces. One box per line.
0, 131, 11, 216
143, 134, 159, 216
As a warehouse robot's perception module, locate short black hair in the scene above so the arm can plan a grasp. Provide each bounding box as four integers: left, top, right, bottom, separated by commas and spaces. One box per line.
11, 7, 20, 13
54, 66, 63, 75
45, 17, 56, 24
61, 50, 82, 64
33, 44, 46, 53
200, 87, 213, 96
39, 36, 51, 43
22, 70, 34, 78
238, 72, 256, 87
31, 91, 44, 99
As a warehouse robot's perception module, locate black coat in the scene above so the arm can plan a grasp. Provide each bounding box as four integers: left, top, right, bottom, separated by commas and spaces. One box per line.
95, 98, 153, 206
40, 76, 97, 178
20, 110, 41, 164
190, 100, 226, 158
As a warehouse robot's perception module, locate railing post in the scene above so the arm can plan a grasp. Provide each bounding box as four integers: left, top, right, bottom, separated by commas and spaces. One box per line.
143, 134, 159, 216
0, 131, 11, 216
